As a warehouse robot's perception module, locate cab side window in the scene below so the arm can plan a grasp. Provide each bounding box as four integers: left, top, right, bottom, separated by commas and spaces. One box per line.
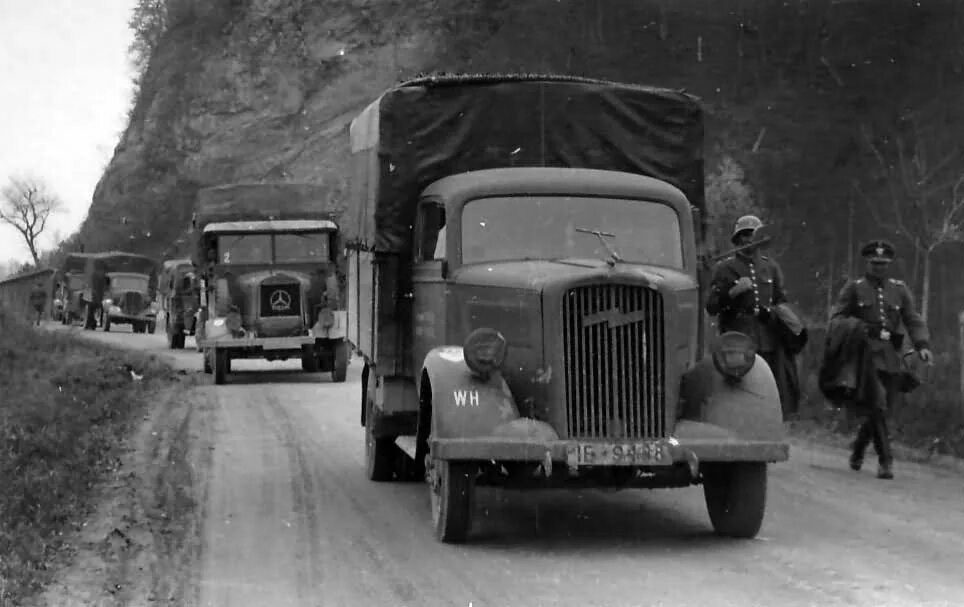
416, 202, 446, 262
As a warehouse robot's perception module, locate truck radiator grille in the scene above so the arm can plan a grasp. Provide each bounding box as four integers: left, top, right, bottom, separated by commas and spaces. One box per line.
260, 282, 301, 318
121, 292, 144, 315
562, 284, 666, 439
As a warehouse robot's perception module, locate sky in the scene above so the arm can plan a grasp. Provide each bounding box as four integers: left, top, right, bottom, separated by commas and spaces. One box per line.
0, 0, 136, 265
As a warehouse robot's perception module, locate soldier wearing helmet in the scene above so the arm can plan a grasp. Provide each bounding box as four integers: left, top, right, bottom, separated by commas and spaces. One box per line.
706, 215, 794, 406
830, 238, 932, 480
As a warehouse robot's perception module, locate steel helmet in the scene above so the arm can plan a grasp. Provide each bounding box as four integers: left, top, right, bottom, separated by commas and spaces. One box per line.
731, 215, 764, 243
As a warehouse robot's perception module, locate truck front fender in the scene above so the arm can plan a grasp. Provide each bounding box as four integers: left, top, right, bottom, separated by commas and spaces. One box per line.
421, 346, 558, 442
678, 354, 785, 442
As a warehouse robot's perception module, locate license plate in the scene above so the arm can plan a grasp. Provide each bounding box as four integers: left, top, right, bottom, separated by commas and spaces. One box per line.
566, 441, 670, 467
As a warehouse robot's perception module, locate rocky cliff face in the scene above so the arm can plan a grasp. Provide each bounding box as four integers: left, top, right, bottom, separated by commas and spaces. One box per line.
78, 0, 963, 320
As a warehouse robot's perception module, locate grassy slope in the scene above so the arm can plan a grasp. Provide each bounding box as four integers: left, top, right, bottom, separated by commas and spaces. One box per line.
0, 308, 183, 604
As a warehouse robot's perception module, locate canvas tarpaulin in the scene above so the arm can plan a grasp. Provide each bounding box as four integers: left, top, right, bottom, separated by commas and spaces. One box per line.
347, 74, 705, 253
193, 183, 336, 228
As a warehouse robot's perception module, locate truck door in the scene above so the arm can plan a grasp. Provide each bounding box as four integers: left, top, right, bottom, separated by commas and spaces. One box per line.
411, 199, 448, 370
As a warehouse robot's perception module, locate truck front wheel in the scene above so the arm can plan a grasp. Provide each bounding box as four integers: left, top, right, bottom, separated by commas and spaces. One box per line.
365, 398, 398, 482
213, 348, 229, 385
301, 345, 320, 373
702, 462, 768, 539
428, 458, 475, 543
331, 341, 348, 383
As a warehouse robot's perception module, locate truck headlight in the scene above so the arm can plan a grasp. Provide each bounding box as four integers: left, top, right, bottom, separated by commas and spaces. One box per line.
226, 310, 242, 333
711, 331, 756, 382
463, 327, 507, 381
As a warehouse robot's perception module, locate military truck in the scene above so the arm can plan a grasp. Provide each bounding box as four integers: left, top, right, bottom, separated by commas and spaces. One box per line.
346, 74, 790, 543
192, 183, 349, 385
83, 251, 158, 333
158, 258, 199, 349
57, 253, 95, 325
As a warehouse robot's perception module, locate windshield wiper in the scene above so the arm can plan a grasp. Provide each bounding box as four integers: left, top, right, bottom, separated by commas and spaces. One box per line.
575, 227, 623, 267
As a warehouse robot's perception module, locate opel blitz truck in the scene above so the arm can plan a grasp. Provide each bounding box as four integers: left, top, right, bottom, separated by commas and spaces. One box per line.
83, 251, 158, 333
158, 258, 199, 349
346, 74, 790, 543
192, 183, 349, 385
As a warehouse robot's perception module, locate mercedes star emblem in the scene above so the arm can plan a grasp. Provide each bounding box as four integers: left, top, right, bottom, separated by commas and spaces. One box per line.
269, 289, 292, 312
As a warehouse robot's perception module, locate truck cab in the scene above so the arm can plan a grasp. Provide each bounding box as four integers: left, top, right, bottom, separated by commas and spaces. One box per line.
192, 184, 349, 385
347, 74, 789, 544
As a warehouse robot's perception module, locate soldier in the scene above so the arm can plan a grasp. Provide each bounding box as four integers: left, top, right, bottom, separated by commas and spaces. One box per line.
28, 280, 48, 326
705, 215, 791, 396
832, 239, 932, 480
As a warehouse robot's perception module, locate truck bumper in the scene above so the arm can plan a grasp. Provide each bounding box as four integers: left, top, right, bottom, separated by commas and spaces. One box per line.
197, 336, 315, 350
428, 437, 789, 465
108, 314, 154, 323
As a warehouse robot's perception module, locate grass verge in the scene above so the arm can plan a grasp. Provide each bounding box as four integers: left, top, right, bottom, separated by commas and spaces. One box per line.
0, 307, 182, 604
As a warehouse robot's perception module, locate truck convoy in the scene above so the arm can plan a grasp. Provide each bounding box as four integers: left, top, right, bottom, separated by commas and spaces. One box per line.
192, 183, 350, 385
345, 73, 789, 543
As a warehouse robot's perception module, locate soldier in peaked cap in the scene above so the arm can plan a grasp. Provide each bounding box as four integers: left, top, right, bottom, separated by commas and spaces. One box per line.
831, 238, 932, 480
706, 215, 798, 409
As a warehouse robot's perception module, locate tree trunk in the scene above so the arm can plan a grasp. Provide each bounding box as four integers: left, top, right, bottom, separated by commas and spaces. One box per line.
959, 310, 964, 410
921, 250, 932, 321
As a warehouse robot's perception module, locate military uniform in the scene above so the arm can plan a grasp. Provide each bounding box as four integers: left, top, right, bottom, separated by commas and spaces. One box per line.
28, 283, 48, 326
832, 239, 931, 478
706, 253, 788, 353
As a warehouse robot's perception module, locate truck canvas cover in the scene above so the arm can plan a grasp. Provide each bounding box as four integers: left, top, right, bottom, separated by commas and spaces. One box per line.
158, 258, 194, 296
87, 251, 157, 276
347, 73, 705, 253
61, 253, 94, 274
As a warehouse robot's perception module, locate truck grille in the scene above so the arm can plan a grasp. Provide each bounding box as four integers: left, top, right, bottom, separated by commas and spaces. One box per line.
260, 282, 301, 318
562, 284, 666, 439
121, 292, 144, 315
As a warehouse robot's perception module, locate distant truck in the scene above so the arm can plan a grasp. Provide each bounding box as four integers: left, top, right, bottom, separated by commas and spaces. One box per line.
57, 252, 95, 325
192, 183, 350, 385
346, 74, 789, 543
158, 258, 199, 349
83, 251, 158, 333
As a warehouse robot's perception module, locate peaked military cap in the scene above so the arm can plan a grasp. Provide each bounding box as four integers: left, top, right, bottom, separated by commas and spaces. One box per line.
860, 239, 896, 262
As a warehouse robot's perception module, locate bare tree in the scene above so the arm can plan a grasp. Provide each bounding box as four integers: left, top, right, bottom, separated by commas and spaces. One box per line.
0, 176, 65, 266
859, 110, 964, 321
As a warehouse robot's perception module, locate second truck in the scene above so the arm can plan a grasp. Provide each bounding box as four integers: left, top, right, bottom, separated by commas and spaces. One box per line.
192, 183, 350, 385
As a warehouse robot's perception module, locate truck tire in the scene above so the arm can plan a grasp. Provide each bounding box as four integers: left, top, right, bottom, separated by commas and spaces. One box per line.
702, 462, 768, 539
301, 345, 320, 373
331, 340, 349, 383
429, 459, 475, 543
213, 348, 228, 385
365, 398, 398, 482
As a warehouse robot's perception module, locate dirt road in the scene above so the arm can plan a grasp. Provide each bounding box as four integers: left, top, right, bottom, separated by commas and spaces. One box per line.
41, 323, 964, 607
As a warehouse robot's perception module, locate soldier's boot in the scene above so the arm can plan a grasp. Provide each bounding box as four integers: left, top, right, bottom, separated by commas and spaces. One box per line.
848, 450, 863, 472
877, 461, 894, 480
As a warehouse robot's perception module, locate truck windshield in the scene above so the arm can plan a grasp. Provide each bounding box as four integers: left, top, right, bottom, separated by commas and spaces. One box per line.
107, 274, 150, 292
275, 232, 329, 263
218, 234, 272, 264
216, 232, 329, 264
461, 196, 684, 268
